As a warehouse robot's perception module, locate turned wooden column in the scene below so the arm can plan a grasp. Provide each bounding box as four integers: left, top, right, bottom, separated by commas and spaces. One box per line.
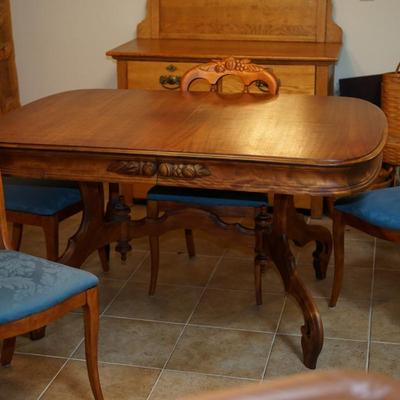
0, 0, 20, 115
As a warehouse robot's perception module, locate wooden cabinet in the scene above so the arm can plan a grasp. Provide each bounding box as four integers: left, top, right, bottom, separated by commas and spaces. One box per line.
0, 0, 20, 115
107, 0, 342, 216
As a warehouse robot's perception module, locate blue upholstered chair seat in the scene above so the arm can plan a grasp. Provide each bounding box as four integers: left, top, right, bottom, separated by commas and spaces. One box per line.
148, 186, 268, 207
335, 187, 400, 230
0, 250, 98, 324
4, 177, 81, 216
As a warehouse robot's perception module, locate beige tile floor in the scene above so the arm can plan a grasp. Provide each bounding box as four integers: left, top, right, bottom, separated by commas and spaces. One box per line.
1, 207, 400, 399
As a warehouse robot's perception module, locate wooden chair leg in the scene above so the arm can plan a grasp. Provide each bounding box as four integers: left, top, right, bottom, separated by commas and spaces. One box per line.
83, 287, 104, 400
97, 246, 110, 272
147, 200, 160, 296
104, 244, 110, 262
11, 223, 23, 250
1, 337, 16, 366
42, 218, 59, 261
184, 229, 196, 258
254, 206, 270, 305
29, 326, 46, 340
254, 259, 263, 306
330, 210, 345, 307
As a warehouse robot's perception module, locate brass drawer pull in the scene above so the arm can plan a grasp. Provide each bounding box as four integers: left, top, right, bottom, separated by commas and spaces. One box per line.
255, 78, 281, 93
255, 80, 269, 92
159, 75, 181, 90
166, 64, 177, 72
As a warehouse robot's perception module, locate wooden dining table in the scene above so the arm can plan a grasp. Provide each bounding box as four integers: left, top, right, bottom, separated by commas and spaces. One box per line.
0, 89, 387, 369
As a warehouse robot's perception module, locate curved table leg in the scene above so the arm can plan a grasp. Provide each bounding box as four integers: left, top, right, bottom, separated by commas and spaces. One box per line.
59, 182, 125, 267
286, 202, 332, 280
267, 194, 324, 369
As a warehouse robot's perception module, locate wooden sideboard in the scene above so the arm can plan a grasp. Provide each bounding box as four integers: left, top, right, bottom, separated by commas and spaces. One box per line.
107, 0, 342, 216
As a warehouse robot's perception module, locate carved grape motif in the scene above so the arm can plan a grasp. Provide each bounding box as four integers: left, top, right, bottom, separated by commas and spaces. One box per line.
158, 163, 211, 179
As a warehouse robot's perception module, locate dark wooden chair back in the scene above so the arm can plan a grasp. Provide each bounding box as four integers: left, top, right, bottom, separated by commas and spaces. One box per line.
183, 370, 400, 400
180, 57, 280, 94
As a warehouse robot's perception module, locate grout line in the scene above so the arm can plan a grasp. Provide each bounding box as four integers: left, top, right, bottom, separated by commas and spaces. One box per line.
261, 295, 287, 380
372, 267, 400, 272
365, 238, 377, 372
187, 323, 276, 336
322, 336, 368, 343
144, 250, 227, 400
120, 279, 285, 297
369, 340, 400, 346
162, 367, 260, 382
36, 358, 71, 400
100, 314, 186, 326
68, 357, 162, 370
100, 251, 149, 317
13, 351, 68, 360
271, 332, 369, 344
99, 315, 277, 336
36, 338, 85, 400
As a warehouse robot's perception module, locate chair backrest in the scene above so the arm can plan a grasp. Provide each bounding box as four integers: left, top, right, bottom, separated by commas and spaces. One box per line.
183, 370, 400, 400
0, 172, 12, 250
180, 57, 279, 94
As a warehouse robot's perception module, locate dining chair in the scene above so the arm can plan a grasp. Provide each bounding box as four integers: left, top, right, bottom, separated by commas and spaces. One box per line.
182, 370, 400, 400
330, 186, 400, 307
146, 57, 280, 305
4, 177, 109, 268
0, 172, 104, 400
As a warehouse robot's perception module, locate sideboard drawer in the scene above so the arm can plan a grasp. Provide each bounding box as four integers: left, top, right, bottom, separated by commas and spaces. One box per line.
267, 65, 315, 95
221, 65, 315, 95
127, 61, 209, 91
126, 61, 315, 94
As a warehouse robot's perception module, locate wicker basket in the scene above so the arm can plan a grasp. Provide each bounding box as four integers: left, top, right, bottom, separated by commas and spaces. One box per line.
381, 63, 400, 164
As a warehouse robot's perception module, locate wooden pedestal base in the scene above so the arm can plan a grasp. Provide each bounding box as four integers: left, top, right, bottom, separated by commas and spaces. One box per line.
57, 183, 330, 369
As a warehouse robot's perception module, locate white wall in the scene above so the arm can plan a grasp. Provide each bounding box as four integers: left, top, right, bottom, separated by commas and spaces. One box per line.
10, 0, 147, 104
334, 0, 400, 87
10, 0, 400, 104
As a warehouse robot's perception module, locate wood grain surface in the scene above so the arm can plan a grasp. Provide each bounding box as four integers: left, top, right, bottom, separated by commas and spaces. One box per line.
107, 39, 341, 64
136, 0, 342, 43
0, 89, 386, 166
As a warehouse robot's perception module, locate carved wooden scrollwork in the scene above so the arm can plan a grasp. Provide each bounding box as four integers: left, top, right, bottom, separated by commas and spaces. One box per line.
158, 163, 211, 179
107, 160, 211, 179
180, 56, 279, 94
107, 160, 157, 177
199, 57, 264, 74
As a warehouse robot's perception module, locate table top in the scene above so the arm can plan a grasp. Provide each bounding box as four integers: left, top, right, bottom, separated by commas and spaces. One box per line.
0, 89, 387, 168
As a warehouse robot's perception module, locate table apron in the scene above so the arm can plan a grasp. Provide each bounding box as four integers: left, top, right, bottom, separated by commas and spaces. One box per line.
0, 149, 383, 197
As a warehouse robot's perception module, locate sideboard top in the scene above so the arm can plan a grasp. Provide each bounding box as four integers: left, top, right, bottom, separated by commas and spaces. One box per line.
107, 39, 341, 64
136, 0, 342, 43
